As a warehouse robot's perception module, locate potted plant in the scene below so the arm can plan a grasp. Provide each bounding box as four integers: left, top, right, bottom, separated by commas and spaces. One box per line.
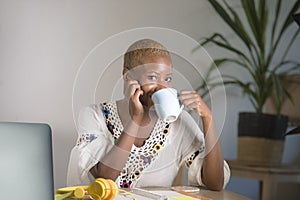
197, 0, 300, 164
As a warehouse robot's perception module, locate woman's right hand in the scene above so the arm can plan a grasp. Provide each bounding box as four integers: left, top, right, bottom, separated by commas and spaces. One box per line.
124, 78, 144, 123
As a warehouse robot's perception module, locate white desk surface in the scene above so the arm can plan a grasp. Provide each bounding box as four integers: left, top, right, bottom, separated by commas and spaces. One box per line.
115, 187, 250, 200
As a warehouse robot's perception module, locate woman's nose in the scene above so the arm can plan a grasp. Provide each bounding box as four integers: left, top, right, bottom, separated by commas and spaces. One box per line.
153, 84, 168, 92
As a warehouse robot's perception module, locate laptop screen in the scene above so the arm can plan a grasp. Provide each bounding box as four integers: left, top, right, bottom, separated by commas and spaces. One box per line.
0, 122, 54, 200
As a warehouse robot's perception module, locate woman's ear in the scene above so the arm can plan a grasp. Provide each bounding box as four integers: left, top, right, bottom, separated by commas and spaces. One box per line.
123, 67, 136, 81
123, 67, 129, 81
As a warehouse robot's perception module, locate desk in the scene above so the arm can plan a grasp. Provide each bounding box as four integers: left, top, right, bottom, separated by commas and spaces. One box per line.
198, 188, 250, 200
227, 160, 300, 200
144, 187, 250, 200
60, 186, 249, 200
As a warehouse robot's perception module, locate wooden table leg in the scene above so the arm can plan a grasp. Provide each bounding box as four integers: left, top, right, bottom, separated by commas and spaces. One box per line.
261, 175, 277, 200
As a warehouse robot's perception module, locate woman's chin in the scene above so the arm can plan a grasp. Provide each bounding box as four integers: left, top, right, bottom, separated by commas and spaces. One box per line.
142, 103, 154, 110
140, 96, 153, 108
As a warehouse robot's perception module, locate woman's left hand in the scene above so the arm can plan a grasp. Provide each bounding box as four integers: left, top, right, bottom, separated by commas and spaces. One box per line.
179, 90, 212, 119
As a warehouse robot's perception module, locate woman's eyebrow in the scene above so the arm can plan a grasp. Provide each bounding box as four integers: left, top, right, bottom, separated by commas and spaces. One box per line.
145, 71, 159, 74
145, 70, 172, 74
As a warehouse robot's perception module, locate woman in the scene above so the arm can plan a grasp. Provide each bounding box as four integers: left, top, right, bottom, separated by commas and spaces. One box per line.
67, 39, 230, 190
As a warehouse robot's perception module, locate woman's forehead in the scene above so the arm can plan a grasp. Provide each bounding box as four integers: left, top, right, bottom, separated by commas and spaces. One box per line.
129, 63, 172, 74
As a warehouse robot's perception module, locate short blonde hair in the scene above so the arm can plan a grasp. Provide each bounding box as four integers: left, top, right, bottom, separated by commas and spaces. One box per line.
124, 39, 170, 69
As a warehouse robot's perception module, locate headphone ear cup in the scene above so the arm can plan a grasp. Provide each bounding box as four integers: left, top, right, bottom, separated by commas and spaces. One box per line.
105, 179, 118, 200
88, 178, 119, 200
99, 178, 111, 200
88, 179, 106, 200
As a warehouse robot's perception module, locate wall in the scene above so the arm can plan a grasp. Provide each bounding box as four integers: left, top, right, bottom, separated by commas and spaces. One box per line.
0, 0, 299, 199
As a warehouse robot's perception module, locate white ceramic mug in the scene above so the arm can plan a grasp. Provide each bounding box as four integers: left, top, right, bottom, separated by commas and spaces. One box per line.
151, 88, 184, 123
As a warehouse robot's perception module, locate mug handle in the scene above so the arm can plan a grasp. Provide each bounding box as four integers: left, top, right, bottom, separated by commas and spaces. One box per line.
179, 104, 184, 113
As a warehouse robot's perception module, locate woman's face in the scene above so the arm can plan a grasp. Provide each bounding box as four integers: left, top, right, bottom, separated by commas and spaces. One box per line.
127, 55, 172, 107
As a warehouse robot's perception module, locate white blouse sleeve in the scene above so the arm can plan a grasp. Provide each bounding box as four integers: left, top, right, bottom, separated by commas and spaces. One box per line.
67, 104, 114, 185
188, 158, 231, 189
175, 111, 230, 188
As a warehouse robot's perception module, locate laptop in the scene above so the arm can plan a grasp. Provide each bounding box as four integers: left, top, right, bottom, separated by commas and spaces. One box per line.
0, 122, 54, 200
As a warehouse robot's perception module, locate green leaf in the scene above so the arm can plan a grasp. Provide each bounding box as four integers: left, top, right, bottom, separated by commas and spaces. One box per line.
271, 72, 283, 114
210, 57, 257, 82
241, 0, 261, 48
271, 0, 282, 45
260, 8, 268, 70
267, 0, 300, 67
199, 33, 231, 46
273, 61, 300, 73
282, 84, 294, 105
259, 0, 267, 32
222, 75, 257, 96
208, 0, 251, 49
198, 0, 300, 114
223, 0, 257, 49
279, 0, 300, 36
201, 35, 253, 65
281, 28, 300, 62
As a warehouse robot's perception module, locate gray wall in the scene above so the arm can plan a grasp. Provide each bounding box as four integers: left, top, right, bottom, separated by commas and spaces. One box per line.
0, 0, 299, 199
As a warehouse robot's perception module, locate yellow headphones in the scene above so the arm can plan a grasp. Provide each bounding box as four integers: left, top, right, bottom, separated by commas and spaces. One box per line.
55, 178, 118, 200
87, 178, 118, 200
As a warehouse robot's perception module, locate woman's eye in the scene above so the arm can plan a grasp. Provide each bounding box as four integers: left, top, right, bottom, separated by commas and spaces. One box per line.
148, 76, 158, 81
165, 77, 172, 82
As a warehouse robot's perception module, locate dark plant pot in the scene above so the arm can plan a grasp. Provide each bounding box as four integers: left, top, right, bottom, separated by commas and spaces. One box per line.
238, 112, 288, 139
237, 112, 288, 164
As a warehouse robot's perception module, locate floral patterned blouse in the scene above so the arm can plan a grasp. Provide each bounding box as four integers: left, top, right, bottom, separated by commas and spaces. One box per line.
102, 102, 173, 188
67, 102, 230, 188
